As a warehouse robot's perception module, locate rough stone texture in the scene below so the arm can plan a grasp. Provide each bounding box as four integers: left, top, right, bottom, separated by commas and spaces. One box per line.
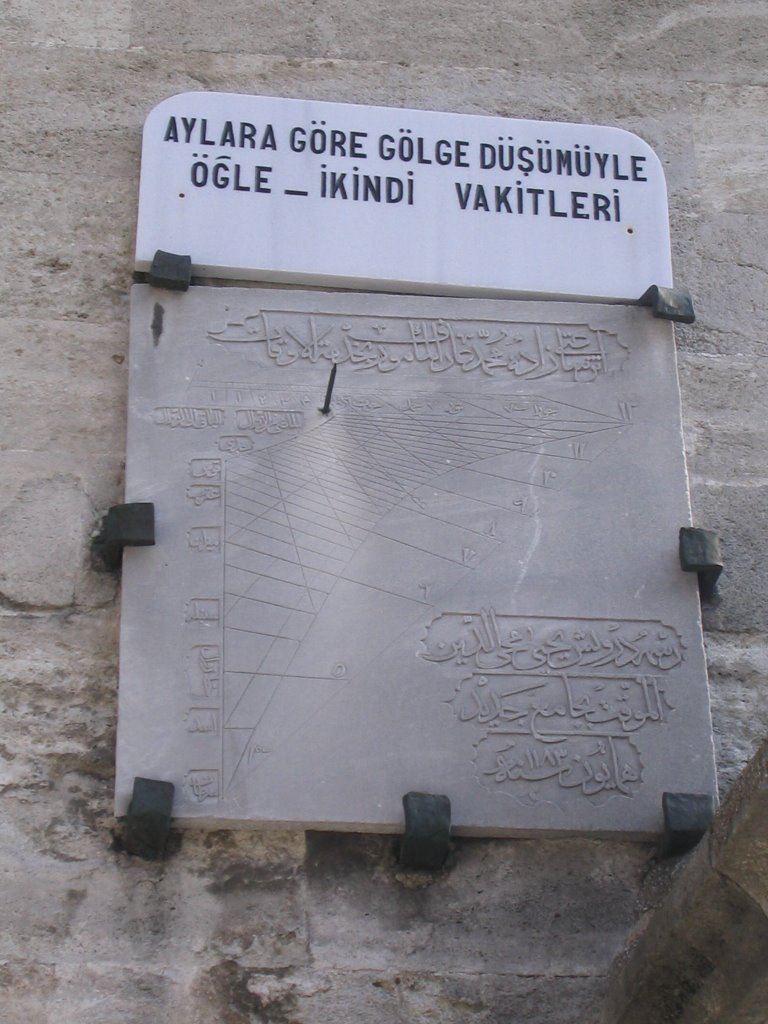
603, 738, 768, 1024
1, 2, 767, 1021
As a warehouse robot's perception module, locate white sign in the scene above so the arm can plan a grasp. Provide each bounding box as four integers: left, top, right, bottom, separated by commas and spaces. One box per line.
136, 92, 672, 302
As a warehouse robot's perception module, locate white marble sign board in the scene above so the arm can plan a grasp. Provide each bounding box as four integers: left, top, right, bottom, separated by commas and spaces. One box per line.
116, 286, 716, 836
136, 93, 672, 303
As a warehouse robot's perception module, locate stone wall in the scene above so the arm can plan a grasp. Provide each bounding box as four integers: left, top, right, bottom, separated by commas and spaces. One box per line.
1, 3, 766, 1021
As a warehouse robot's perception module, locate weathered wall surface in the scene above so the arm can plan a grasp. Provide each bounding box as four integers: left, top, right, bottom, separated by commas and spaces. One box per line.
1, 3, 766, 1021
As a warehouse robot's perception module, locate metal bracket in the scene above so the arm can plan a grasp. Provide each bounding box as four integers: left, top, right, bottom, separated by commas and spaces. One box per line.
121, 777, 175, 860
639, 285, 695, 324
147, 249, 192, 291
679, 526, 723, 600
399, 791, 451, 870
659, 791, 715, 858
93, 502, 155, 571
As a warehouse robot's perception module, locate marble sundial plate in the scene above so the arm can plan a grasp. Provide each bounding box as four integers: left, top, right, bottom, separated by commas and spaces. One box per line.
115, 286, 717, 836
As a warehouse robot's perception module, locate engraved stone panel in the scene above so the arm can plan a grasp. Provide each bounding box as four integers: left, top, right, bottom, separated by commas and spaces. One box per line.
116, 286, 717, 836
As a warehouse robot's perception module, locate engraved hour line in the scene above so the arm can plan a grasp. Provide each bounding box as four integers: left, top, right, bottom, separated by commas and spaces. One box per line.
227, 500, 358, 550
230, 459, 312, 499
225, 460, 438, 692
271, 487, 370, 535
332, 413, 476, 456
226, 536, 345, 577
228, 674, 351, 788
306, 450, 357, 548
226, 481, 284, 509
291, 437, 414, 499
226, 527, 347, 575
227, 477, 360, 532
224, 590, 324, 617
333, 420, 442, 474
361, 423, 505, 456
266, 447, 316, 621
216, 387, 628, 791
361, 530, 487, 567
224, 670, 270, 727
397, 498, 509, 540
425, 423, 620, 446
226, 674, 284, 785
457, 464, 564, 485
224, 464, 323, 684
224, 475, 322, 544
259, 456, 391, 512
228, 669, 355, 679
388, 420, 619, 453
430, 471, 538, 508
228, 558, 335, 598
230, 499, 354, 548
224, 561, 496, 787
457, 392, 621, 422
387, 415, 610, 440
344, 413, 548, 466
287, 459, 408, 514
227, 469, 286, 499
229, 492, 356, 553
279, 433, 415, 489
265, 446, 404, 508
224, 558, 334, 595
476, 398, 608, 429
224, 578, 362, 782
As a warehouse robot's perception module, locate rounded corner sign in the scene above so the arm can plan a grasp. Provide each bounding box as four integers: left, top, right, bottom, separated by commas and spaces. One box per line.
135, 92, 672, 302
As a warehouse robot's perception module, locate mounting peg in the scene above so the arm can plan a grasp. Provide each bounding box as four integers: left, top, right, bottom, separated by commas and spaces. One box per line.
148, 249, 192, 291
93, 502, 155, 571
638, 285, 695, 324
121, 777, 175, 860
399, 791, 451, 870
659, 791, 715, 859
679, 526, 723, 600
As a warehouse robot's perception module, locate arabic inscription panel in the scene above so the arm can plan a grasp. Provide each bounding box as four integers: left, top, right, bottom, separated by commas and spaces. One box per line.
116, 286, 717, 836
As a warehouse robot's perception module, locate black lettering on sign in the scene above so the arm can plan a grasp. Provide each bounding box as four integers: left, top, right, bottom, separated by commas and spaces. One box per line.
162, 116, 277, 150
254, 166, 272, 193
454, 181, 625, 222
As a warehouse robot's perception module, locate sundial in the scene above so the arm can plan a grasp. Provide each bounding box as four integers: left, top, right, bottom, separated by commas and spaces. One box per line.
115, 287, 717, 836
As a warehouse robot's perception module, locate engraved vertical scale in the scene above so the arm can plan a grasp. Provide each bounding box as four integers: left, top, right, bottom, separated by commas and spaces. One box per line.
115, 288, 717, 836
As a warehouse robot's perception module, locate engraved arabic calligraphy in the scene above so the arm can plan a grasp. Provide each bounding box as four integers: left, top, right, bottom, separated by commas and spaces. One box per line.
207, 310, 628, 381
422, 611, 682, 805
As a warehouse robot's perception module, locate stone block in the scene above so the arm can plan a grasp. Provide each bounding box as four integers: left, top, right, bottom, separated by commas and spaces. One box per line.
0, 171, 134, 325
604, 740, 768, 1024
692, 484, 768, 633
304, 832, 647, 975
0, 453, 118, 609
679, 353, 768, 487
1, 0, 130, 49
706, 635, 768, 794
711, 737, 768, 914
691, 83, 768, 214
0, 318, 127, 455
127, 0, 591, 68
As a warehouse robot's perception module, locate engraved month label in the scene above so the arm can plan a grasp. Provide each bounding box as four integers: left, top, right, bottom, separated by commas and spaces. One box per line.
115, 287, 717, 836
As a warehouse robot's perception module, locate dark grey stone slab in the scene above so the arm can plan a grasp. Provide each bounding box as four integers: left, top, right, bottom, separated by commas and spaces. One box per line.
116, 286, 717, 836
